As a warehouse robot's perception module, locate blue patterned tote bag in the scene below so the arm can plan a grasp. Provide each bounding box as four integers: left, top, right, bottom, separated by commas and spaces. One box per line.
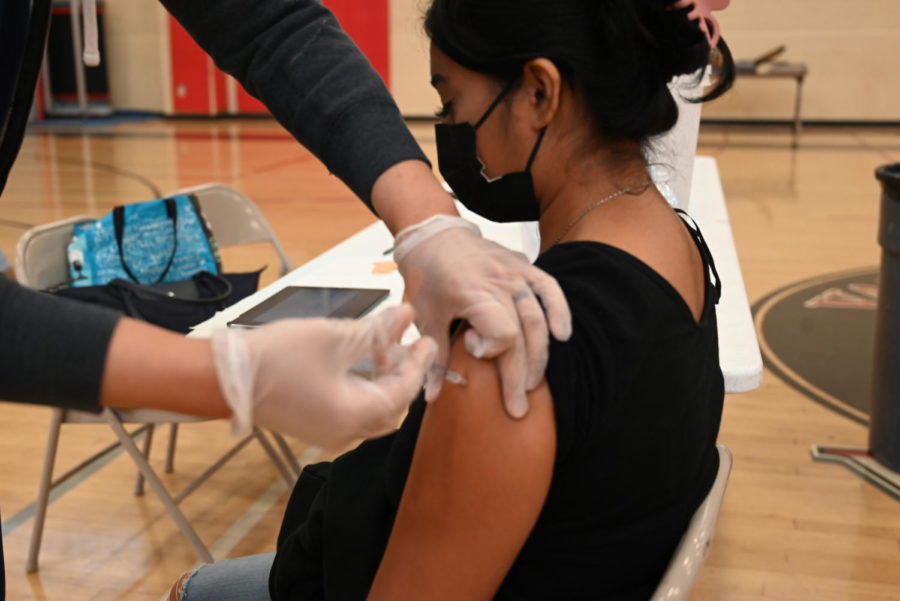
67, 194, 221, 287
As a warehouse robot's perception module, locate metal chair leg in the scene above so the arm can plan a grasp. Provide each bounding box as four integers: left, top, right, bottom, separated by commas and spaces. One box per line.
253, 429, 297, 486
134, 424, 154, 496
270, 432, 302, 478
793, 75, 805, 142
103, 410, 214, 564
26, 408, 65, 573
165, 423, 179, 473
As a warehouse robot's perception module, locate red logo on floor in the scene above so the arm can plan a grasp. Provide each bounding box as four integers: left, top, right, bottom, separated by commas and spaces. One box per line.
804, 283, 878, 310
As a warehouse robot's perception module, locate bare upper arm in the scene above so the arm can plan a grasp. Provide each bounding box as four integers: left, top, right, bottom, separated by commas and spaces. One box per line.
367, 335, 557, 601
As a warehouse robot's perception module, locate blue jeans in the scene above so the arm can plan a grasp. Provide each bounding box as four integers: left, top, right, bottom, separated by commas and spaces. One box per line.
172, 552, 275, 601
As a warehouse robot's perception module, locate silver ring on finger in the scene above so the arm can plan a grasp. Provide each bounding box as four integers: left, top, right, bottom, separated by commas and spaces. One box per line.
512, 287, 536, 303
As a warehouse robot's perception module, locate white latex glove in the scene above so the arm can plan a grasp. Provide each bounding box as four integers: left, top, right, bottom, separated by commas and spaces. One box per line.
211, 304, 436, 450
393, 215, 572, 418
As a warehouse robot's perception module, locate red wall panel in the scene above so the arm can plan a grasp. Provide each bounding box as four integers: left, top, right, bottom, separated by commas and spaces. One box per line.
168, 17, 214, 114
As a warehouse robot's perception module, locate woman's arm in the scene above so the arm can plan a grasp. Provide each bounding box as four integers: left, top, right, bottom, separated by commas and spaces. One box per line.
100, 318, 229, 416
367, 335, 557, 600
102, 306, 436, 450
160, 0, 428, 210
0, 274, 432, 448
0, 276, 118, 411
161, 0, 460, 232
0, 272, 228, 416
370, 160, 458, 234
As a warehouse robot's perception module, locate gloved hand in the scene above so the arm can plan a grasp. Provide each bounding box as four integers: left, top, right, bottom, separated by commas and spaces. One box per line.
393, 215, 572, 418
211, 304, 436, 450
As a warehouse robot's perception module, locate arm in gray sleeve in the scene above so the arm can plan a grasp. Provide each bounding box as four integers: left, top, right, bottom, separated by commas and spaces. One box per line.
159, 0, 429, 209
0, 276, 120, 412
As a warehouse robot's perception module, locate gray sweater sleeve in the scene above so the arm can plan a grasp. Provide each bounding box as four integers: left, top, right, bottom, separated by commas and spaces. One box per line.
0, 276, 120, 412
160, 0, 429, 209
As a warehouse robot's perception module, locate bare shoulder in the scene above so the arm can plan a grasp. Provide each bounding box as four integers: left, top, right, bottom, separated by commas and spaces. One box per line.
423, 337, 557, 450
366, 337, 556, 601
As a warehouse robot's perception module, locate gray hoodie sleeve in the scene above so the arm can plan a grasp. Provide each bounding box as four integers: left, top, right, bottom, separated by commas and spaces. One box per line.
0, 276, 119, 412
159, 0, 429, 210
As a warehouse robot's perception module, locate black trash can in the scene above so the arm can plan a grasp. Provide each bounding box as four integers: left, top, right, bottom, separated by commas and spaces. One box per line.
870, 163, 900, 472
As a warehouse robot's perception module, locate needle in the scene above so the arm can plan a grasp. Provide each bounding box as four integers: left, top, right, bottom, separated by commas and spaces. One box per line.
351, 358, 467, 386
429, 364, 468, 386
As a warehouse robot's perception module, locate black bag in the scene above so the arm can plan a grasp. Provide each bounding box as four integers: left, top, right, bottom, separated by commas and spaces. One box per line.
55, 269, 262, 333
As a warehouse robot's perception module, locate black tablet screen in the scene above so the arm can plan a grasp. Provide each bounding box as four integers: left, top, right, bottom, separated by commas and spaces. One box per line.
228, 286, 389, 326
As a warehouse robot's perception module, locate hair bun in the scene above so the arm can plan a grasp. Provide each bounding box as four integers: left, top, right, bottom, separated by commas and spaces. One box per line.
639, 0, 711, 82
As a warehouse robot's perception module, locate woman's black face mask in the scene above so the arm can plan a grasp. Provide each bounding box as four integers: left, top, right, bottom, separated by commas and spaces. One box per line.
435, 80, 546, 223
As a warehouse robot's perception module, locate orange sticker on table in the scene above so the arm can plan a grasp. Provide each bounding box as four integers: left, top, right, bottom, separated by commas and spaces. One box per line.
372, 260, 398, 275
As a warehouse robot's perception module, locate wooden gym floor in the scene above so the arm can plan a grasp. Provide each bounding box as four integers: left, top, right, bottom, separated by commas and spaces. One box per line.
0, 119, 899, 600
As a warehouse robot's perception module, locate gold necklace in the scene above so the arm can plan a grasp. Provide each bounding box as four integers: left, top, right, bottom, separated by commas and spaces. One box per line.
549, 180, 652, 247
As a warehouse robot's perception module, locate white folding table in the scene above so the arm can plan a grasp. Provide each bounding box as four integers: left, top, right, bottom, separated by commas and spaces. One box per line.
191, 156, 763, 394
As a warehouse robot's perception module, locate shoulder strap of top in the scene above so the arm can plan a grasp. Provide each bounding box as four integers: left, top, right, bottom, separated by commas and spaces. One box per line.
675, 209, 722, 305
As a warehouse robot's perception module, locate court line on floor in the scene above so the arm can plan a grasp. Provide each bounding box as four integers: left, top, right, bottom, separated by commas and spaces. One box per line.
1, 431, 146, 536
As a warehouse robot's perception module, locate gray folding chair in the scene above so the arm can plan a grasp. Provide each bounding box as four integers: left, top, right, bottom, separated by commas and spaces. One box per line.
15, 186, 299, 572
175, 183, 292, 277
651, 444, 733, 601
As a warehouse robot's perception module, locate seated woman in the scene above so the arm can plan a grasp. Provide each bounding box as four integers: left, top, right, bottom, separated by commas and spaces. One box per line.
171, 1, 733, 600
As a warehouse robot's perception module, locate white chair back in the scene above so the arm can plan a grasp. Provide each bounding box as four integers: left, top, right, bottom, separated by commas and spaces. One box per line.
14, 215, 92, 289
651, 443, 733, 601
173, 183, 293, 275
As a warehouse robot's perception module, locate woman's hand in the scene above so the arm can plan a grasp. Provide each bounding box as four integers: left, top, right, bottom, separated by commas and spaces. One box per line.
393, 215, 571, 418
211, 304, 436, 449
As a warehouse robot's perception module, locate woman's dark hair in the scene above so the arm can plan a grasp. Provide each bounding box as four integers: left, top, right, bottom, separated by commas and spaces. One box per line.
424, 0, 735, 145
